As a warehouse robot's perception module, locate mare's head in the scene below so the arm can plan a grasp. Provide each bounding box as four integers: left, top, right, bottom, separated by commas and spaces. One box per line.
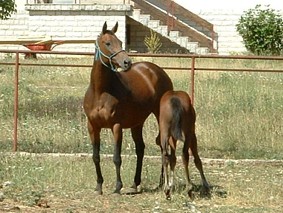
95, 22, 132, 71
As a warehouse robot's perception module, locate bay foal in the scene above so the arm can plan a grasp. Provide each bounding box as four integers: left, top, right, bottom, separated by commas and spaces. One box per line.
158, 90, 210, 199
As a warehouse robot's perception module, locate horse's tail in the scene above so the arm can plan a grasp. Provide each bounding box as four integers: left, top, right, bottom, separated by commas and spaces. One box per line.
170, 97, 184, 141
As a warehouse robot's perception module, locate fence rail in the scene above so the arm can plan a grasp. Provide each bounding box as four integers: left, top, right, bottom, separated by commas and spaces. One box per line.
1, 49, 283, 152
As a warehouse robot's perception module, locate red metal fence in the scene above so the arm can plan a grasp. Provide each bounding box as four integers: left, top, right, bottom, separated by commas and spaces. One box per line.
1, 49, 283, 152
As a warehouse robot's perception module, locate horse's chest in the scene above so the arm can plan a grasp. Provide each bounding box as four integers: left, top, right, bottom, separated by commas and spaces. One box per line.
89, 97, 118, 126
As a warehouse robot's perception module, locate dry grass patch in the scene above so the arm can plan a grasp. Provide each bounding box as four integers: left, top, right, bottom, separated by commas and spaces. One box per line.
0, 154, 282, 213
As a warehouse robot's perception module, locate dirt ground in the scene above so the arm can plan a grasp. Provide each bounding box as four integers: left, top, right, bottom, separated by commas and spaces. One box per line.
1, 157, 283, 213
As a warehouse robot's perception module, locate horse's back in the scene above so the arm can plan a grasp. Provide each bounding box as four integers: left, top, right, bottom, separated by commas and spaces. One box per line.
119, 61, 173, 105
160, 90, 193, 113
160, 90, 195, 141
124, 61, 173, 90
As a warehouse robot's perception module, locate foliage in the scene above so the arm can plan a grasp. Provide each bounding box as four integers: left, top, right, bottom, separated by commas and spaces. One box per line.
144, 29, 162, 53
0, 0, 17, 20
236, 4, 283, 56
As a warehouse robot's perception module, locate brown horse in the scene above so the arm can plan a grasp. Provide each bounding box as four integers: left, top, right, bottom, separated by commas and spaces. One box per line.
83, 22, 173, 195
158, 90, 210, 199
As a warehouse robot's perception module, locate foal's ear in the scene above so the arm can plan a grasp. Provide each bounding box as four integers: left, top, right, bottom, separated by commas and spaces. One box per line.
102, 21, 107, 34
111, 22, 118, 33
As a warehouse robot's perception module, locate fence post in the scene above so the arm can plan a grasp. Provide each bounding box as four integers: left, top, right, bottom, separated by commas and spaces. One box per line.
13, 52, 19, 152
190, 56, 195, 106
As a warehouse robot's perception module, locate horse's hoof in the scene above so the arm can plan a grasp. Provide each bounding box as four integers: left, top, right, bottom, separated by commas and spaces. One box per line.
188, 189, 195, 200
164, 188, 171, 200
94, 190, 103, 196
200, 186, 211, 198
110, 191, 121, 196
165, 192, 171, 200
121, 187, 138, 195
166, 195, 171, 200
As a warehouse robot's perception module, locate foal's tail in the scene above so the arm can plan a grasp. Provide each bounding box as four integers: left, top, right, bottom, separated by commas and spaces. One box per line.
170, 97, 184, 141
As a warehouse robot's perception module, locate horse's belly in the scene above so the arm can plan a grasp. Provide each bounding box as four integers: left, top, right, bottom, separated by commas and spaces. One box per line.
89, 105, 150, 129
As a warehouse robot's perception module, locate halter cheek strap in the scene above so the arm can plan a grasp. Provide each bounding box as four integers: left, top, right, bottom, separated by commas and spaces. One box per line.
95, 40, 125, 72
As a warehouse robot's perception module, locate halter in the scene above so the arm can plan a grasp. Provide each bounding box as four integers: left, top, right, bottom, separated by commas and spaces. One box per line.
94, 39, 125, 72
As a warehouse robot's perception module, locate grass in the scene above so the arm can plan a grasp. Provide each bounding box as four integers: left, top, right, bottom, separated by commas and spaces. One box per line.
0, 56, 283, 159
0, 153, 282, 212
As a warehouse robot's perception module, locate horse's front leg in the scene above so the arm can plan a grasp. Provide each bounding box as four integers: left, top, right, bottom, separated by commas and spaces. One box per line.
129, 124, 145, 193
88, 121, 103, 195
112, 123, 123, 194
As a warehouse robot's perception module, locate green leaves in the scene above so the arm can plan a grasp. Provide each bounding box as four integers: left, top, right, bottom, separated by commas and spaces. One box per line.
0, 0, 17, 20
236, 4, 283, 56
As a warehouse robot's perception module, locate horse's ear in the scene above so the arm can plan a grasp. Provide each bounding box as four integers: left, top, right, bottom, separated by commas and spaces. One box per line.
102, 22, 107, 34
112, 22, 118, 33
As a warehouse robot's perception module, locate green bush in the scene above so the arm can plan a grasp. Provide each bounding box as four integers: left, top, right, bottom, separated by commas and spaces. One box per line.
236, 4, 283, 56
0, 0, 17, 20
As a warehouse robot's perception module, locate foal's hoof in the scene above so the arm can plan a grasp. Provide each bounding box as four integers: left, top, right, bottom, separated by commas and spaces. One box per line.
188, 189, 195, 200
164, 186, 171, 200
165, 190, 171, 200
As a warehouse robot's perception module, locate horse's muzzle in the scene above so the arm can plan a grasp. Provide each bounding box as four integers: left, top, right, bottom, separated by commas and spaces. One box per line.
123, 58, 132, 70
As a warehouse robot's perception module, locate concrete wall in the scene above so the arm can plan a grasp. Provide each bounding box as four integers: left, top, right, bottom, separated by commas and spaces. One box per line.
176, 0, 283, 54
0, 1, 131, 54
1, 0, 283, 55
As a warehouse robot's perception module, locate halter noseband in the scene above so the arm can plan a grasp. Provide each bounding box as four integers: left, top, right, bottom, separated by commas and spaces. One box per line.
94, 39, 125, 72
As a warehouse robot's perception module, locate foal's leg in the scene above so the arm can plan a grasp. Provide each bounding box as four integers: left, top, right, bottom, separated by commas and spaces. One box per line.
88, 121, 103, 195
155, 133, 165, 188
112, 123, 123, 194
161, 135, 170, 199
168, 138, 177, 196
182, 136, 194, 198
190, 133, 210, 193
128, 124, 145, 193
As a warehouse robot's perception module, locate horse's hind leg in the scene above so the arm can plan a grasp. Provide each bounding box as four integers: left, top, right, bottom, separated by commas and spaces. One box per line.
125, 124, 145, 193
160, 133, 169, 199
168, 138, 177, 197
88, 121, 104, 195
182, 137, 194, 198
155, 133, 165, 188
190, 133, 210, 194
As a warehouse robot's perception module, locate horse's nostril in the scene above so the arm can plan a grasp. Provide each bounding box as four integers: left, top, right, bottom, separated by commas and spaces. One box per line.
124, 59, 132, 68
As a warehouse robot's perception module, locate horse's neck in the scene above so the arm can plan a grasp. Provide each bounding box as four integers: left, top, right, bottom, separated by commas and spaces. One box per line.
90, 60, 112, 96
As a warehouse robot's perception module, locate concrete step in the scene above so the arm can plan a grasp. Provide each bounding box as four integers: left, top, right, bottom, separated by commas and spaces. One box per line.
139, 14, 151, 25
132, 8, 141, 19
176, 36, 189, 47
169, 31, 179, 38
130, 10, 210, 54
155, 25, 168, 35
187, 42, 199, 53
147, 20, 160, 30
196, 47, 210, 55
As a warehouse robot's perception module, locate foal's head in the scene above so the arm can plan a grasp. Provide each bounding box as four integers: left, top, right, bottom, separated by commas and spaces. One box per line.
95, 22, 132, 71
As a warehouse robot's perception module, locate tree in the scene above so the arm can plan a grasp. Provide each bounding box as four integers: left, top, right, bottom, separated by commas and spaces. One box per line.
236, 4, 283, 56
0, 0, 17, 20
